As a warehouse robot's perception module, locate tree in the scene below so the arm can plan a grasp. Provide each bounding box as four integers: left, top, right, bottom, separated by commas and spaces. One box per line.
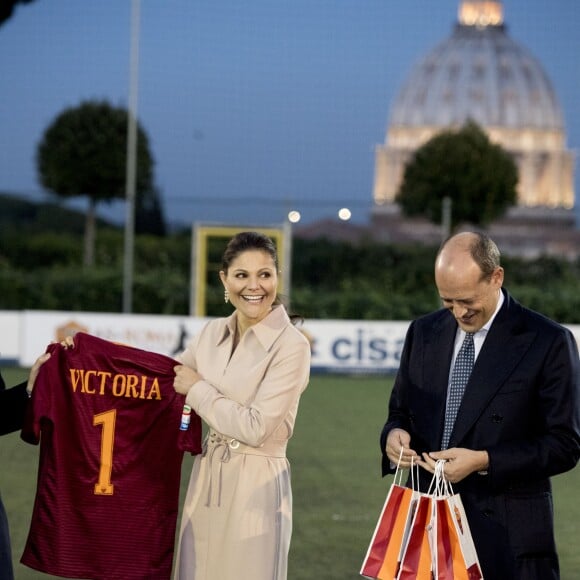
136, 185, 166, 237
0, 0, 36, 27
37, 100, 164, 265
396, 121, 518, 230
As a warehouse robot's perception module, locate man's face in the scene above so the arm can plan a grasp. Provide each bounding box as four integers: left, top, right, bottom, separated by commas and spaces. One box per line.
435, 261, 504, 333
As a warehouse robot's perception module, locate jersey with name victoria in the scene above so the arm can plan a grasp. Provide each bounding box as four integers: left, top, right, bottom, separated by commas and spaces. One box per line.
20, 332, 202, 580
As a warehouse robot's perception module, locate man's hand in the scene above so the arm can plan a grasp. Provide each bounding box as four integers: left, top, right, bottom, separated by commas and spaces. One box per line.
385, 428, 418, 468
26, 336, 76, 395
26, 352, 51, 395
417, 448, 489, 483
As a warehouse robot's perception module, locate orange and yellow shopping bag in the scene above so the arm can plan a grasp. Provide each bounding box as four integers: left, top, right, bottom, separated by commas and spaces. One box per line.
360, 453, 421, 579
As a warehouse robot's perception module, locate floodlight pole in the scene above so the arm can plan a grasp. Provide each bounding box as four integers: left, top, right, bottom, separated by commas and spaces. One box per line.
122, 0, 141, 313
282, 220, 292, 309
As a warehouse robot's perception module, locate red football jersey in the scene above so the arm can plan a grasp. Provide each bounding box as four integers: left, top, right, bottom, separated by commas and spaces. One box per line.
20, 332, 202, 580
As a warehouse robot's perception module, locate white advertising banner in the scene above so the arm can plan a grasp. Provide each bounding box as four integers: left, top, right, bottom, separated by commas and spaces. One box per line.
13, 310, 410, 374
0, 311, 21, 362
2, 310, 579, 374
18, 311, 210, 367
303, 319, 410, 374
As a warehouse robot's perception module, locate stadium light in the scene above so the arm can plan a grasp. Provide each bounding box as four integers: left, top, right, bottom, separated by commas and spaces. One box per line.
288, 210, 301, 223
338, 207, 352, 221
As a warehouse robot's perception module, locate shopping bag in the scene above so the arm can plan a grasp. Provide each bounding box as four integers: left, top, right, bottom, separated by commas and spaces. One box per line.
428, 461, 484, 580
396, 493, 433, 580
360, 453, 421, 579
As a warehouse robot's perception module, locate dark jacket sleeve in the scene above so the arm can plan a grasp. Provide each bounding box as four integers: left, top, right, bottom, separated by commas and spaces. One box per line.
0, 373, 29, 436
380, 320, 417, 476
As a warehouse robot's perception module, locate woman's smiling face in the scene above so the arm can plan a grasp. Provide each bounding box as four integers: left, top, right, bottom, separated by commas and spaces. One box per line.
220, 249, 278, 332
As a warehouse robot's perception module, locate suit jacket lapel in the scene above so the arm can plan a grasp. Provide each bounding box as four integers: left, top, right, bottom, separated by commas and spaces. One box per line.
452, 291, 537, 445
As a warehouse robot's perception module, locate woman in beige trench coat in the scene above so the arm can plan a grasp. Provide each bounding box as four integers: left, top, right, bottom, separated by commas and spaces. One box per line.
173, 231, 311, 580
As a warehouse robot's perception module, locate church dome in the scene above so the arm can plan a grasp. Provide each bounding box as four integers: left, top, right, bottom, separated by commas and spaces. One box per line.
389, 2, 564, 132
373, 0, 574, 209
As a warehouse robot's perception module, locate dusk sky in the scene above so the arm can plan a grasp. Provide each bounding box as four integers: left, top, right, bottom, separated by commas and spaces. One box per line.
1, 0, 579, 228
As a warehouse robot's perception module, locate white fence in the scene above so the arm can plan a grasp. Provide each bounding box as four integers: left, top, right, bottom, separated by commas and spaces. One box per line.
1, 310, 579, 374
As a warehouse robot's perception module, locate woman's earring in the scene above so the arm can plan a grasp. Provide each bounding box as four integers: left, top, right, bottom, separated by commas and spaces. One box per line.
224, 289, 229, 303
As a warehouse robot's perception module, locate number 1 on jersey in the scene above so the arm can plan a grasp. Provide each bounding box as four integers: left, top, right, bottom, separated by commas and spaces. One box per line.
93, 409, 116, 495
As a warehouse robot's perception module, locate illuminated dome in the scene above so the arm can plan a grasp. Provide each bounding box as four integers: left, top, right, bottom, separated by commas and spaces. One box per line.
373, 0, 575, 209
390, 12, 562, 131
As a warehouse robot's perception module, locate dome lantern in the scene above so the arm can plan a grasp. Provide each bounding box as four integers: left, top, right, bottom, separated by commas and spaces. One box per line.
459, 0, 503, 28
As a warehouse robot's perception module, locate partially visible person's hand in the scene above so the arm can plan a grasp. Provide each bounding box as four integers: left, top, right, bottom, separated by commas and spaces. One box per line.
26, 352, 51, 395
173, 365, 202, 396
417, 448, 489, 483
385, 428, 418, 468
26, 335, 76, 396
60, 336, 75, 349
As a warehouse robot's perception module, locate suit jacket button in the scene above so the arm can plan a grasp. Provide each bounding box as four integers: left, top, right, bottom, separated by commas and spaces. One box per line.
491, 413, 503, 423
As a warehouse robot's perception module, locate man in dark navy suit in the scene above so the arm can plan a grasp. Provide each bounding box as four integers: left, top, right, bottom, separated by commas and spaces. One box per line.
381, 231, 580, 579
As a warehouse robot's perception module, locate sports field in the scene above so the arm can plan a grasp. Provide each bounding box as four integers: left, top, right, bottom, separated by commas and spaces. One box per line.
1, 370, 579, 579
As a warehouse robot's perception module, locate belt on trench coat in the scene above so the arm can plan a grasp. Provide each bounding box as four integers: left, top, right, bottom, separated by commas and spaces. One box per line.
203, 429, 288, 507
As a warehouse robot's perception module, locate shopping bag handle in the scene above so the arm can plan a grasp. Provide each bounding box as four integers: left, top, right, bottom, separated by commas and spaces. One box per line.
393, 448, 420, 490
426, 459, 455, 497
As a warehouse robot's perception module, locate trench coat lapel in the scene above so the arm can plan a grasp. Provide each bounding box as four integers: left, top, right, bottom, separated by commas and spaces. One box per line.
452, 292, 537, 445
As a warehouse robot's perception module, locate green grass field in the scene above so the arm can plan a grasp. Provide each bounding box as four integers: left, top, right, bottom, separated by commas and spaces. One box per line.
1, 370, 579, 579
